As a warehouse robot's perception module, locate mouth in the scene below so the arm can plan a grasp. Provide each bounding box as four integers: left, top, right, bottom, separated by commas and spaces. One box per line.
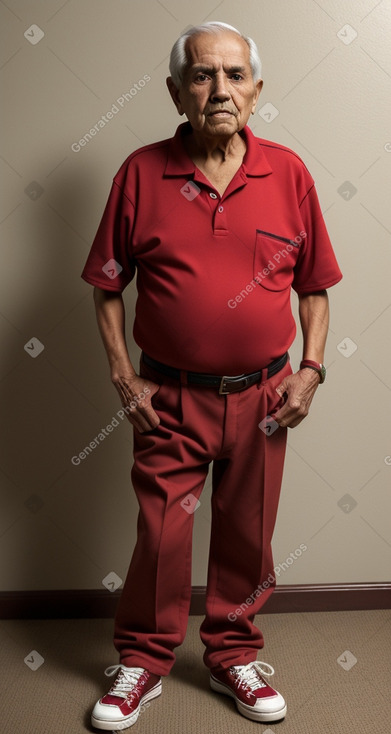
208, 110, 234, 118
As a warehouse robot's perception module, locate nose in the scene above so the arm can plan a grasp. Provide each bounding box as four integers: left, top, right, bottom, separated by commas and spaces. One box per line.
210, 72, 231, 103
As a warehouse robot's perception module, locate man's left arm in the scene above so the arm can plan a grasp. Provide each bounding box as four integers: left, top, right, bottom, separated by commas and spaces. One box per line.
274, 290, 329, 428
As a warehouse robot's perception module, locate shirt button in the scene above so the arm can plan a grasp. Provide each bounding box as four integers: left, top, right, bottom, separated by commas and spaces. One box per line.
209, 192, 217, 199
218, 205, 224, 213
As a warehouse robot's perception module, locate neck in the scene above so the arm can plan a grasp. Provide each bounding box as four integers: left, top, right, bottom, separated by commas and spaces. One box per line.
185, 129, 245, 164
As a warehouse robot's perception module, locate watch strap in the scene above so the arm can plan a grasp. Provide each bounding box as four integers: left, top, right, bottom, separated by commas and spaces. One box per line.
300, 359, 326, 384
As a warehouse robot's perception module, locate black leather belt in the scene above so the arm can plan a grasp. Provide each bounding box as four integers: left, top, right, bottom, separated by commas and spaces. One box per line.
142, 352, 288, 395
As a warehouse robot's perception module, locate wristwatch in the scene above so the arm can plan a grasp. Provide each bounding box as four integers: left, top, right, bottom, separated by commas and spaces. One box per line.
299, 359, 326, 384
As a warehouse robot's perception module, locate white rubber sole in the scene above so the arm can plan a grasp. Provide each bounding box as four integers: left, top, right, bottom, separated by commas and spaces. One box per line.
210, 675, 287, 723
91, 681, 162, 731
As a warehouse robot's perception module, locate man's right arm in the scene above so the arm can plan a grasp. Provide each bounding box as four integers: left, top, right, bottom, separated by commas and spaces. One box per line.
93, 287, 161, 432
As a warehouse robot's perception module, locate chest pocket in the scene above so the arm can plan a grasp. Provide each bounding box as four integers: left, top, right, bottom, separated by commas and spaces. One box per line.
253, 229, 301, 292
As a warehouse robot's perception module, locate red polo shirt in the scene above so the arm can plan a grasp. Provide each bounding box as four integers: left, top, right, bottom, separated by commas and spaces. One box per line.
81, 122, 342, 374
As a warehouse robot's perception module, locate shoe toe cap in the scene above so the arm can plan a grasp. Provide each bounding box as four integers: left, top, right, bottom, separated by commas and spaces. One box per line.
254, 690, 286, 714
92, 695, 129, 723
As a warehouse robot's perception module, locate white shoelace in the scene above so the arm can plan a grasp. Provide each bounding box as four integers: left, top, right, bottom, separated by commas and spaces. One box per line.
232, 661, 275, 691
104, 665, 145, 698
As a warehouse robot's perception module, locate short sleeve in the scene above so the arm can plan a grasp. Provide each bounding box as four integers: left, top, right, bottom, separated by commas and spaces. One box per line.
292, 183, 342, 295
81, 180, 136, 292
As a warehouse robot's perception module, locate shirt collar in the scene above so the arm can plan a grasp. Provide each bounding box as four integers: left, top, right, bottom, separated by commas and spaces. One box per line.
164, 121, 273, 178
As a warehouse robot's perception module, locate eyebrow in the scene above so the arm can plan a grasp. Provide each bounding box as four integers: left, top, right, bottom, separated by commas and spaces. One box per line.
190, 64, 247, 75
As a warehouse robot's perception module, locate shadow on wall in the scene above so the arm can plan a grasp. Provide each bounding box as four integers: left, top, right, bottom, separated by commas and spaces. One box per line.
0, 159, 139, 594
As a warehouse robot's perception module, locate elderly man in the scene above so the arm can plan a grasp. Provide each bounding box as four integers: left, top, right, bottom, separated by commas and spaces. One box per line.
82, 21, 342, 730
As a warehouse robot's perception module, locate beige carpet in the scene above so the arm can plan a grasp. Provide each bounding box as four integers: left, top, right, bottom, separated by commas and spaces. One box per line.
0, 610, 390, 733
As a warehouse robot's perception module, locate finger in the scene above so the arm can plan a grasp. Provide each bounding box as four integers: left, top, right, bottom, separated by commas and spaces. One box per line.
121, 383, 158, 414
285, 415, 305, 429
275, 402, 308, 429
274, 399, 300, 427
273, 404, 288, 424
137, 396, 161, 422
275, 379, 287, 397
138, 408, 161, 432
126, 405, 161, 432
126, 413, 158, 432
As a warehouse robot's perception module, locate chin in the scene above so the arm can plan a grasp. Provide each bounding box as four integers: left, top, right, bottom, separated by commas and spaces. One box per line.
207, 119, 237, 132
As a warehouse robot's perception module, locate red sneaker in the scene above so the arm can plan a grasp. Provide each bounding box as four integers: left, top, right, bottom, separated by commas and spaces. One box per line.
91, 664, 161, 730
210, 661, 287, 722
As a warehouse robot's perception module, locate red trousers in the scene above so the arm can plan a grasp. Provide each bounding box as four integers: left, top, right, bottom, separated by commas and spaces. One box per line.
113, 355, 291, 676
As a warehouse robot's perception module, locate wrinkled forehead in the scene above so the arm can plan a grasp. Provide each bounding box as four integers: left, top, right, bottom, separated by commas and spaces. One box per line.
183, 31, 252, 75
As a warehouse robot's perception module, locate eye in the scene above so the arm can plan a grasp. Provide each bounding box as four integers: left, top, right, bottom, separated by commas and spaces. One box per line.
231, 73, 243, 81
194, 73, 209, 82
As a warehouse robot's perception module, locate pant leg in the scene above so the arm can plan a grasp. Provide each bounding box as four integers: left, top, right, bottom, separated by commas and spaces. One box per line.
200, 360, 292, 672
113, 360, 223, 676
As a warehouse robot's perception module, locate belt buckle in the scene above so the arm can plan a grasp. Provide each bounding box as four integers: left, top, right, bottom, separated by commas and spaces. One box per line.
219, 376, 230, 395
219, 374, 247, 395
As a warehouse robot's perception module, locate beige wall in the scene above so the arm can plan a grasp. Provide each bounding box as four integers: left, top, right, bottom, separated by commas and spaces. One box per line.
1, 0, 390, 595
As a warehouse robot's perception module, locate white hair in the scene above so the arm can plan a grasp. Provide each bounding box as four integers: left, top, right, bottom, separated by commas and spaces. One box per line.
169, 21, 262, 88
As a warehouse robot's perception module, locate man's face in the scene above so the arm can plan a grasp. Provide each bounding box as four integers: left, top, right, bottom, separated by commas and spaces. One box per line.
167, 31, 263, 138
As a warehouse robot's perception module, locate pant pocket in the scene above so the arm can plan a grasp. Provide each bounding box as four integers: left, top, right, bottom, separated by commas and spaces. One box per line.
139, 357, 183, 427
267, 359, 293, 416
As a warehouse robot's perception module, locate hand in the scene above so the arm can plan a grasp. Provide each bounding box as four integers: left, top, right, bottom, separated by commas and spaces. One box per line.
111, 369, 161, 433
273, 368, 320, 428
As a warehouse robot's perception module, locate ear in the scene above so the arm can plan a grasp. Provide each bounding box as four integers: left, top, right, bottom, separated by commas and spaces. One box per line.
251, 78, 263, 114
166, 77, 185, 116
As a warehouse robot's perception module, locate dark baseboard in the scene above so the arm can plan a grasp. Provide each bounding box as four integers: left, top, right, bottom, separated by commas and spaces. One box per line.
0, 583, 390, 619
